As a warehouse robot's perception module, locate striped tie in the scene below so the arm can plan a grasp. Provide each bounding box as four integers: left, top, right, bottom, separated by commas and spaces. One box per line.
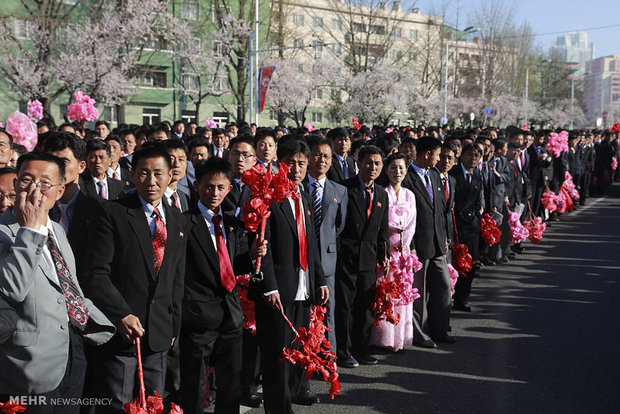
311, 181, 322, 241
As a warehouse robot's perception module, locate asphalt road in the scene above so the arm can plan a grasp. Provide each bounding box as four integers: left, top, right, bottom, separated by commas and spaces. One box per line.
246, 184, 620, 414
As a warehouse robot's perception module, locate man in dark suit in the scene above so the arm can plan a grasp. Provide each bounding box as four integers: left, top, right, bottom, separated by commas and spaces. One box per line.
402, 137, 453, 348
326, 127, 356, 183
580, 134, 596, 204
83, 147, 187, 413
450, 144, 484, 311
435, 142, 457, 258
253, 139, 329, 412
105, 135, 132, 186
81, 140, 125, 201
44, 132, 103, 281
527, 134, 545, 217
303, 135, 348, 350
335, 145, 389, 368
180, 158, 266, 414
212, 128, 230, 159
160, 140, 192, 212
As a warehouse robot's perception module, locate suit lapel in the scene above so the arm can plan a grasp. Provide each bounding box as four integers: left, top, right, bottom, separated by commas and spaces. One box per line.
191, 214, 219, 271
349, 183, 367, 223
408, 167, 433, 208
127, 205, 156, 280
281, 199, 298, 236
157, 203, 179, 277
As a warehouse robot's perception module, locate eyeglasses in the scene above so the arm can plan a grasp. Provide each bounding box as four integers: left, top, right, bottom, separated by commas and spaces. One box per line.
0, 193, 16, 202
311, 153, 332, 160
16, 177, 61, 192
230, 151, 256, 160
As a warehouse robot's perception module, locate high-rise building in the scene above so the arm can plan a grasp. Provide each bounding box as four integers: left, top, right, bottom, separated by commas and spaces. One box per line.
584, 54, 620, 122
551, 31, 595, 75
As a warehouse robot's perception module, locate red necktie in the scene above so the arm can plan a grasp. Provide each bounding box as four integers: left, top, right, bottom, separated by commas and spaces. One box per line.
365, 187, 373, 219
294, 197, 308, 271
171, 192, 181, 211
443, 177, 449, 202
152, 208, 167, 276
212, 215, 236, 292
113, 171, 119, 180
520, 152, 525, 168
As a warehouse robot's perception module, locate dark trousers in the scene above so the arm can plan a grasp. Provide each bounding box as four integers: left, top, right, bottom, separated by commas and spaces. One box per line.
256, 300, 310, 414
93, 347, 167, 413
179, 314, 242, 414
240, 330, 260, 397
164, 339, 181, 405
413, 255, 451, 342
580, 171, 592, 201
335, 270, 375, 360
1, 328, 86, 414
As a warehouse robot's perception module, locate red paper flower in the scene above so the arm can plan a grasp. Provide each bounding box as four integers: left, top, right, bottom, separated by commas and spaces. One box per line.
243, 198, 271, 233
236, 274, 256, 334
480, 213, 501, 246
124, 391, 170, 414
352, 118, 362, 130
169, 403, 183, 414
610, 123, 620, 133
370, 277, 401, 326
452, 243, 475, 275
280, 306, 341, 399
0, 402, 27, 414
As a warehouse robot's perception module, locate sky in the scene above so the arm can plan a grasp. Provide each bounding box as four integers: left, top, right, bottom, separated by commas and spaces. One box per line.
412, 0, 620, 58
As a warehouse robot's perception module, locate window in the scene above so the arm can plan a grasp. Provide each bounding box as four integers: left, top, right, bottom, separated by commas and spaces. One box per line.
182, 74, 200, 91
213, 76, 227, 93
56, 24, 78, 44
331, 89, 341, 100
314, 88, 323, 100
139, 71, 167, 88
187, 37, 201, 51
312, 112, 323, 123
409, 29, 418, 40
393, 27, 402, 37
212, 111, 229, 125
212, 40, 224, 56
294, 38, 304, 48
293, 14, 304, 26
100, 106, 116, 122
409, 51, 418, 61
143, 108, 161, 125
313, 17, 323, 28
352, 22, 364, 33
14, 19, 34, 39
369, 25, 385, 35
391, 49, 402, 61
313, 41, 323, 58
181, 110, 197, 123
181, 2, 199, 20
331, 19, 342, 31
332, 42, 342, 55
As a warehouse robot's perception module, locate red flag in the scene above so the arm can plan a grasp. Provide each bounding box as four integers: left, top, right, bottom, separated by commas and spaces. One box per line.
258, 66, 275, 113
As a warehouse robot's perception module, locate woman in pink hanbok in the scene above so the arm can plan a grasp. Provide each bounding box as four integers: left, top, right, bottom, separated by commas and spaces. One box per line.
370, 153, 421, 352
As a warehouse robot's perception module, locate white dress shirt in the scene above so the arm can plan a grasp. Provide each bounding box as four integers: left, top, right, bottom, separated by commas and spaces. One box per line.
197, 201, 227, 251
138, 196, 167, 237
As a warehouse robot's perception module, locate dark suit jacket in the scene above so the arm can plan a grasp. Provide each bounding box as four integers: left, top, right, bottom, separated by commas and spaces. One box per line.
484, 156, 511, 211
256, 193, 326, 307
221, 180, 252, 218
402, 166, 447, 260
109, 165, 132, 187
302, 177, 348, 278
80, 173, 126, 201
83, 193, 187, 353
49, 191, 103, 283
437, 172, 457, 246
527, 145, 545, 190
326, 155, 356, 183
183, 210, 253, 331
337, 176, 389, 275
450, 164, 483, 257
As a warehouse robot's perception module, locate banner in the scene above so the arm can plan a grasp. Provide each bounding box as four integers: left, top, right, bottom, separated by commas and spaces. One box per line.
258, 66, 275, 113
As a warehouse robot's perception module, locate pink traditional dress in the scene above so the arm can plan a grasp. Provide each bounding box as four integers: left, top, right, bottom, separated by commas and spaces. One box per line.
370, 184, 419, 352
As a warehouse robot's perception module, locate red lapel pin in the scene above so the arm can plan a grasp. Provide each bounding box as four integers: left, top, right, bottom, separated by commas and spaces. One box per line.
179, 232, 184, 238
377, 202, 382, 208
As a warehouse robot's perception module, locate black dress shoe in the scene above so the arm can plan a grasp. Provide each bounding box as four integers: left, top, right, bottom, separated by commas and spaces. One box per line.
357, 355, 379, 365
241, 393, 262, 408
499, 257, 509, 263
432, 334, 456, 344
413, 339, 437, 349
481, 257, 495, 266
293, 390, 320, 406
473, 262, 483, 271
453, 303, 472, 312
338, 356, 359, 368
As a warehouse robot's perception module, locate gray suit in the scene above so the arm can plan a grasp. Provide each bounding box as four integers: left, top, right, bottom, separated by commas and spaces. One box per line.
303, 176, 348, 349
0, 211, 114, 395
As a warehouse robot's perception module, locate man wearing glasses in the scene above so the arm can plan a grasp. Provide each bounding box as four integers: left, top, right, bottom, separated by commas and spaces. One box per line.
0, 167, 17, 215
0, 152, 114, 412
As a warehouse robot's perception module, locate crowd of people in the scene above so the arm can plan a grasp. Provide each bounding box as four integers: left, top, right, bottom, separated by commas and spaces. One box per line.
0, 117, 619, 414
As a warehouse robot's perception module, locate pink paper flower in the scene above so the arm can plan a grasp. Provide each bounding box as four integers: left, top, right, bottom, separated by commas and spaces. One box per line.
523, 217, 546, 244
27, 100, 43, 122
508, 210, 529, 244
447, 264, 459, 297
520, 123, 528, 131
67, 91, 98, 122
388, 250, 421, 306
204, 118, 218, 128
0, 122, 4, 128
6, 111, 37, 152
546, 131, 569, 158
385, 127, 394, 134
541, 191, 558, 213
612, 157, 618, 171
304, 123, 316, 132
562, 172, 580, 201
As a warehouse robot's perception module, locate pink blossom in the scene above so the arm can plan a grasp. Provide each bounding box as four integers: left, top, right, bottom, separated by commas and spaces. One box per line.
508, 211, 529, 244
546, 131, 569, 158
6, 111, 37, 152
27, 100, 43, 121
612, 158, 618, 171
447, 264, 459, 297
67, 91, 98, 122
304, 123, 316, 132
205, 118, 218, 128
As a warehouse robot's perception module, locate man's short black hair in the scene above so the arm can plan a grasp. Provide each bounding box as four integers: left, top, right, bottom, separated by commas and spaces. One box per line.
86, 139, 111, 156
441, 142, 458, 157
306, 135, 333, 153
276, 138, 310, 160
507, 142, 521, 150
212, 128, 225, 137
187, 138, 211, 154
160, 139, 188, 156
0, 129, 13, 146
326, 127, 349, 142
492, 139, 507, 151
131, 147, 172, 171
43, 131, 87, 161
16, 152, 66, 183
357, 145, 383, 163
400, 137, 417, 148
229, 136, 255, 151
173, 120, 184, 127
95, 120, 110, 129
462, 143, 480, 155
147, 125, 170, 140
415, 136, 442, 154
105, 135, 122, 147
194, 158, 234, 184
0, 166, 16, 177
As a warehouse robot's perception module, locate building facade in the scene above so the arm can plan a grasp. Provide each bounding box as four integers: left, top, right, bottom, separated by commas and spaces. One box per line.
584, 54, 620, 122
